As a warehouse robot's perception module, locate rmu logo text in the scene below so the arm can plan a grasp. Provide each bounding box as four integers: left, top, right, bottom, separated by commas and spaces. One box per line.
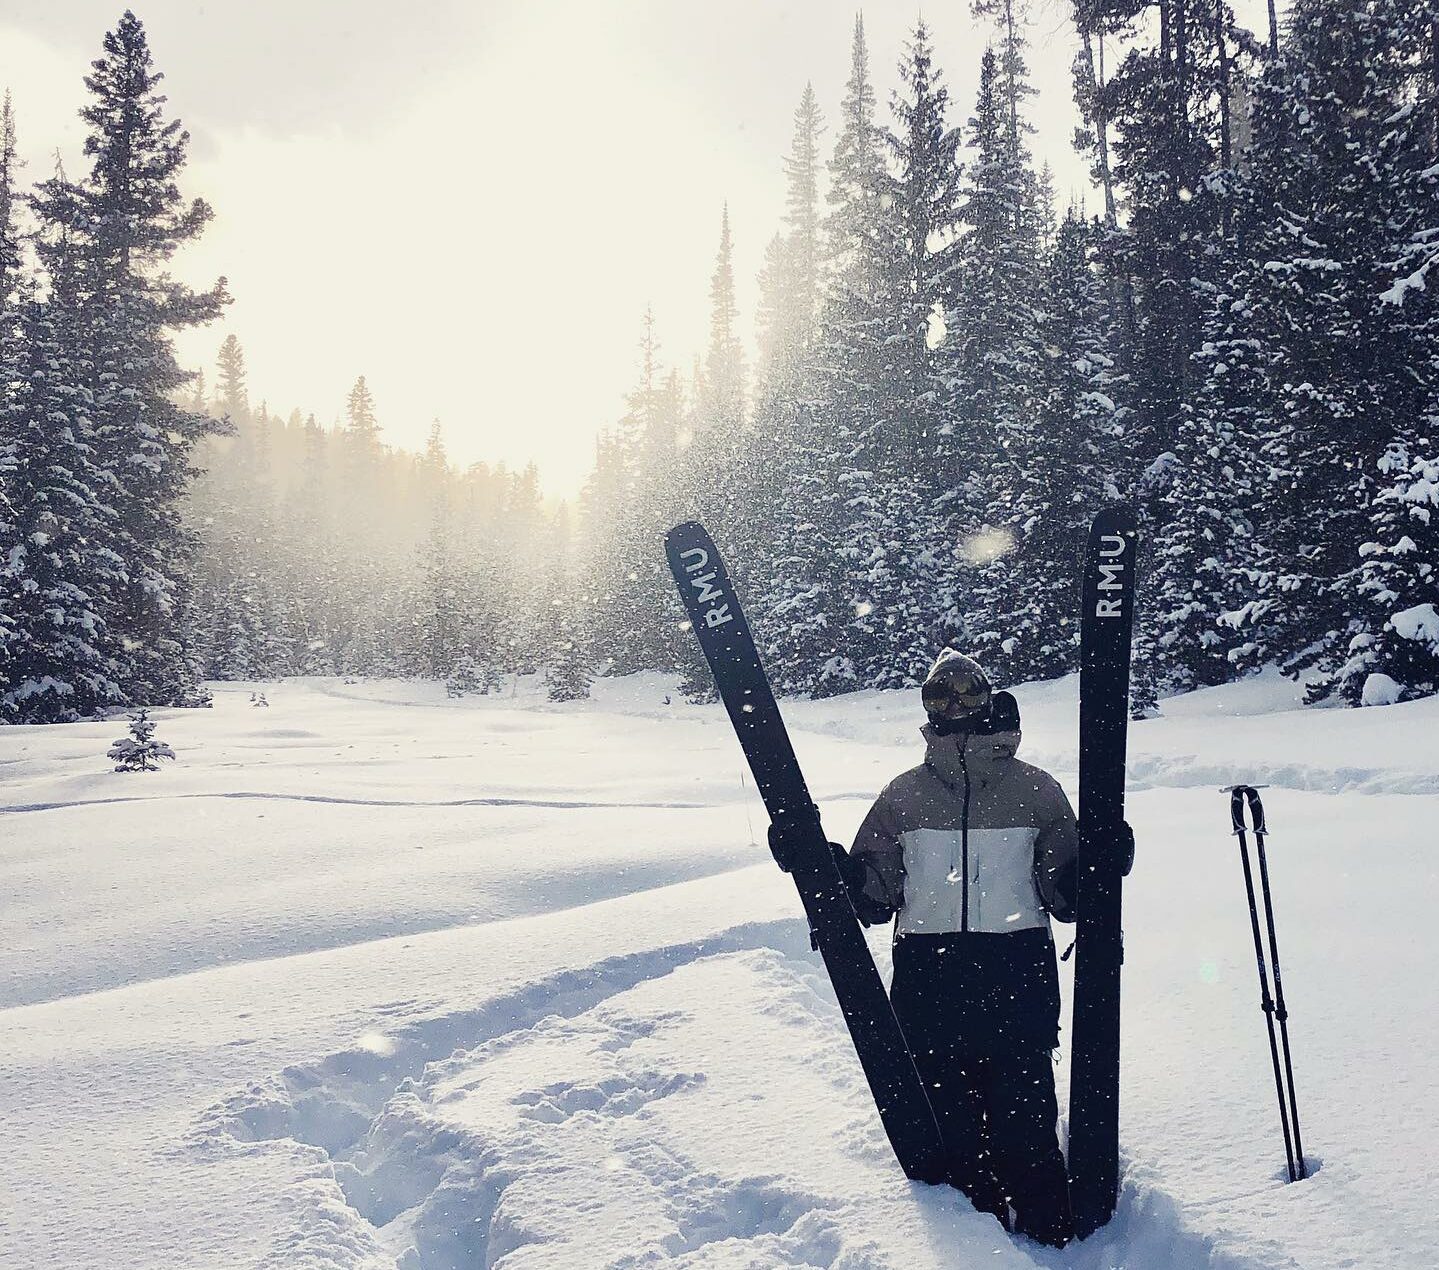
1095, 534, 1129, 619
680, 547, 734, 628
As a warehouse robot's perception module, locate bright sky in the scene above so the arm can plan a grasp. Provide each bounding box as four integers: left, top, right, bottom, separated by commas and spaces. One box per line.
0, 2, 1266, 496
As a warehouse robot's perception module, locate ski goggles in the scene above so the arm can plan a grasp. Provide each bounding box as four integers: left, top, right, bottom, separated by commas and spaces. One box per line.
921, 662, 992, 723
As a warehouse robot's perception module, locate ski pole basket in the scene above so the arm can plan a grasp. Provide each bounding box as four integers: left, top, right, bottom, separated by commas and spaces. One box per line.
1226, 784, 1308, 1182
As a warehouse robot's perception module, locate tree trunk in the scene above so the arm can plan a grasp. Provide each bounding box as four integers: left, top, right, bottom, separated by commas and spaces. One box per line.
1175, 0, 1191, 197
1217, 0, 1232, 245
1081, 24, 1118, 230
1431, 19, 1439, 161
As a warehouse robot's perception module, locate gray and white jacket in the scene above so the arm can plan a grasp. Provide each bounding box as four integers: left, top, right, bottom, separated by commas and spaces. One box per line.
851, 723, 1078, 935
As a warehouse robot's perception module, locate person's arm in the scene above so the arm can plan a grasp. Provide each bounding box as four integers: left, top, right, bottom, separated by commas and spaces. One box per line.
765, 791, 904, 926
1034, 777, 1080, 923
847, 792, 905, 926
1034, 778, 1136, 924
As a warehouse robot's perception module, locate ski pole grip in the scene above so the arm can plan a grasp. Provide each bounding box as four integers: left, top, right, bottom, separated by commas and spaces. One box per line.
1229, 785, 1268, 836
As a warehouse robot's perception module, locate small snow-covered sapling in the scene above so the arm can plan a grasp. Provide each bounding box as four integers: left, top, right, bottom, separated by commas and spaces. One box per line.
107, 709, 176, 772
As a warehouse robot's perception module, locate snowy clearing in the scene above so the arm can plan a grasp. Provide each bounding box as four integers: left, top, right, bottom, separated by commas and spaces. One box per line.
3, 675, 1436, 1268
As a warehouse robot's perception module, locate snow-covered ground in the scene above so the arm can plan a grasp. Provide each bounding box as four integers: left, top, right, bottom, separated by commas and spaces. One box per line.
3, 673, 1436, 1268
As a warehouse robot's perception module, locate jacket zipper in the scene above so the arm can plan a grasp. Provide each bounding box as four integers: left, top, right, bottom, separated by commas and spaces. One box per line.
959, 742, 971, 933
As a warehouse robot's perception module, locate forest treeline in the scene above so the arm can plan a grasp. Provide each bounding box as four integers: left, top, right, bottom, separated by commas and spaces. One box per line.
588, 0, 1439, 713
2, 4, 1437, 724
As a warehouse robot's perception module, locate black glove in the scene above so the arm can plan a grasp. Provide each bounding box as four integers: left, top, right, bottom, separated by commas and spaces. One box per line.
831, 842, 900, 926
767, 817, 814, 873
767, 817, 851, 876
829, 840, 865, 892
1045, 822, 1134, 922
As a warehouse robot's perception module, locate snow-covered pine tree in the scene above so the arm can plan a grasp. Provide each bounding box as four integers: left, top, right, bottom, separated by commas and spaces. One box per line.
344, 376, 380, 451
0, 90, 21, 697
766, 16, 889, 694
1306, 1, 1439, 703
1222, 0, 1439, 694
0, 90, 19, 361
946, 46, 1050, 680
835, 20, 962, 688
108, 707, 175, 771
411, 421, 467, 679
757, 83, 827, 399
1333, 440, 1439, 704
974, 208, 1121, 685
1149, 260, 1264, 694
748, 84, 832, 677
71, 11, 228, 708
757, 402, 862, 697
585, 308, 685, 678
1080, 0, 1238, 621
578, 427, 637, 671
216, 334, 249, 426
688, 206, 748, 533
541, 508, 591, 702
446, 649, 484, 697
0, 263, 128, 722
1137, 0, 1265, 698
299, 412, 341, 673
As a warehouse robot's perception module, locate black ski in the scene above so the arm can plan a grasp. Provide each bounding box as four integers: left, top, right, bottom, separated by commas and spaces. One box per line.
664, 520, 949, 1185
1067, 505, 1140, 1238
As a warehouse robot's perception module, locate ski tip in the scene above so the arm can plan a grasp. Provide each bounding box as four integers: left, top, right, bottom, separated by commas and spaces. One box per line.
664, 520, 710, 553
1089, 504, 1138, 539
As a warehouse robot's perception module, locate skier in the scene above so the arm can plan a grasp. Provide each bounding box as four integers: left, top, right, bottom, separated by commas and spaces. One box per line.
771, 651, 1114, 1246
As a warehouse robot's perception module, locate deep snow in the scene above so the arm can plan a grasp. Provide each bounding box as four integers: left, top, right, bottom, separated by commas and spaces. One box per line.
2, 674, 1436, 1268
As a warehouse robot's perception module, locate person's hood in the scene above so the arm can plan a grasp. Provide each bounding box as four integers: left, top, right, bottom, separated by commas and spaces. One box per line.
921, 721, 1020, 790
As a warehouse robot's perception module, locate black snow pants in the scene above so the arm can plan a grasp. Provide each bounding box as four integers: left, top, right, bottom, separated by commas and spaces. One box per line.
891, 929, 1074, 1247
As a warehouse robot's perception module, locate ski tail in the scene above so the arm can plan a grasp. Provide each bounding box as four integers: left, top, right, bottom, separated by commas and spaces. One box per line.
664, 520, 950, 1186
1067, 505, 1139, 1238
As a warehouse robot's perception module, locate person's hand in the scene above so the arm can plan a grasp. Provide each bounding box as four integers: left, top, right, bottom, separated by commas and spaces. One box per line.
767, 818, 809, 872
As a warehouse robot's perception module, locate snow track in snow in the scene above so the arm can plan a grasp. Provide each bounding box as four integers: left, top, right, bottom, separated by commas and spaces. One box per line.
197, 923, 835, 1269
0, 791, 709, 816
198, 925, 1272, 1270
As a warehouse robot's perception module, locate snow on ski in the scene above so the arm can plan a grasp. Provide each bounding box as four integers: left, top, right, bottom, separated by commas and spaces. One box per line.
664, 520, 950, 1186
1068, 505, 1140, 1238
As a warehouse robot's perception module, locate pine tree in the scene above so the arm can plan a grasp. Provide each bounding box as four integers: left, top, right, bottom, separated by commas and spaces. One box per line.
1221, 0, 1439, 694
413, 421, 465, 678
0, 90, 21, 354
972, 210, 1120, 684
447, 649, 484, 697
0, 274, 127, 722
108, 707, 175, 771
760, 83, 827, 394
73, 10, 229, 707
701, 205, 745, 440
884, 20, 963, 472
946, 47, 1049, 674
1305, 0, 1439, 702
1147, 257, 1264, 694
763, 15, 903, 692
345, 375, 381, 450
543, 508, 591, 701
0, 90, 21, 693
829, 20, 962, 689
216, 333, 248, 426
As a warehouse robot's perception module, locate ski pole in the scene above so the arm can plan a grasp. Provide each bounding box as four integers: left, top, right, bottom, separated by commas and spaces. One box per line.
1244, 786, 1307, 1180
1227, 785, 1298, 1182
